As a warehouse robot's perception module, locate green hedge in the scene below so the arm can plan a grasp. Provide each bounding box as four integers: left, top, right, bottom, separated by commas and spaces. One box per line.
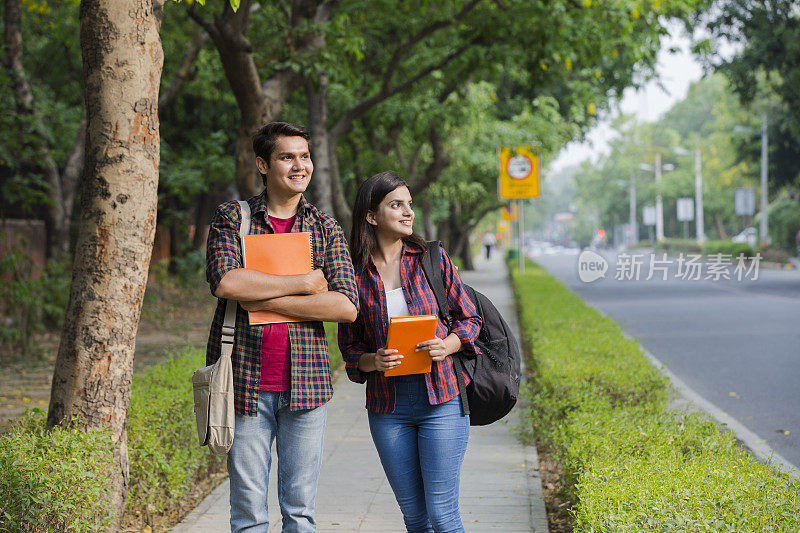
0, 411, 115, 532
511, 259, 800, 531
655, 238, 757, 258
702, 240, 757, 257
126, 350, 226, 524
0, 350, 226, 531
1, 329, 347, 532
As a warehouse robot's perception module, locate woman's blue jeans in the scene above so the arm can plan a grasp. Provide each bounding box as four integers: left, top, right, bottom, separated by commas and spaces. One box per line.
227, 390, 327, 533
368, 375, 470, 533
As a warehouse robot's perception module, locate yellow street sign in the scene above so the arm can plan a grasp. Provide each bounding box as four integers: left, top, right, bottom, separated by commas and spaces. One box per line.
497, 220, 509, 231
498, 146, 540, 199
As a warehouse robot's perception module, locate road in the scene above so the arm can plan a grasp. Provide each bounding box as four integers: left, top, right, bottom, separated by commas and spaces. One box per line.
531, 247, 800, 471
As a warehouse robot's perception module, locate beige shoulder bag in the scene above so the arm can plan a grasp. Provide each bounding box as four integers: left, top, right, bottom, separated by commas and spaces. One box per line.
192, 200, 250, 455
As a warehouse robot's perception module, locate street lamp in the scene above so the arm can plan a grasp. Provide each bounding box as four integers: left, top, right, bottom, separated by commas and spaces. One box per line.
674, 146, 704, 246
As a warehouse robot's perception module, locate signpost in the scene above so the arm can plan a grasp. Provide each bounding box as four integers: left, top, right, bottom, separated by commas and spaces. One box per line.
643, 205, 656, 243
735, 187, 756, 231
499, 146, 540, 273
677, 197, 694, 239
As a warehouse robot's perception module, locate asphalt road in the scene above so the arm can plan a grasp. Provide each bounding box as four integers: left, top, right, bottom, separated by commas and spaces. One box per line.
531, 247, 800, 470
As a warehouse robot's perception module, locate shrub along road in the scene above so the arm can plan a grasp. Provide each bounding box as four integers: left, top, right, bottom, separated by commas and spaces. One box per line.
512, 257, 799, 531
533, 249, 800, 471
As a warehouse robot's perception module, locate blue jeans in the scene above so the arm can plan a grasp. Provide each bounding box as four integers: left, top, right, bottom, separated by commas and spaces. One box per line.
368, 375, 470, 533
227, 390, 327, 533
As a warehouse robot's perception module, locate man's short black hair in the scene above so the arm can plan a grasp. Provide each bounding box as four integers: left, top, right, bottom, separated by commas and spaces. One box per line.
252, 122, 311, 177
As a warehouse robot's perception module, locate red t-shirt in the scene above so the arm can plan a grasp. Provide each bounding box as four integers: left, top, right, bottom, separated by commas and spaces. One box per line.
259, 215, 296, 391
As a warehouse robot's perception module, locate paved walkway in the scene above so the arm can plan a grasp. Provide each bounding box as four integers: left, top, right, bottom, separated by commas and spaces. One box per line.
171, 252, 547, 532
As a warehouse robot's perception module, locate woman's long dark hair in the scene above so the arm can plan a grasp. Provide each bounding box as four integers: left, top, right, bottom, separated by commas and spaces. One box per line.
350, 171, 427, 271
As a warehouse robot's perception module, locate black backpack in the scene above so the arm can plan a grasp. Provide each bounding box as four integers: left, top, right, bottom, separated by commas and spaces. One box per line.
421, 241, 521, 426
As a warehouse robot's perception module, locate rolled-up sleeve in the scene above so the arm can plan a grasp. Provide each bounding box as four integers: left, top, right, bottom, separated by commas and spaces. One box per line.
441, 247, 482, 355
206, 202, 242, 295
322, 223, 359, 309
338, 315, 370, 383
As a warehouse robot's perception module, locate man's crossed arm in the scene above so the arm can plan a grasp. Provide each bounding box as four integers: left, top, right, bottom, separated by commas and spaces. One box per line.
214, 268, 357, 323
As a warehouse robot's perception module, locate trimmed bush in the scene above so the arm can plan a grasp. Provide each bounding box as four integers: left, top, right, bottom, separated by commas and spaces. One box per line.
126, 350, 226, 525
512, 259, 800, 531
702, 240, 756, 257
0, 410, 115, 533
656, 238, 701, 256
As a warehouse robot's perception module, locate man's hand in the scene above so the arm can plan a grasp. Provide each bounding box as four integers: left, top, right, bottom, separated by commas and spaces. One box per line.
302, 270, 328, 295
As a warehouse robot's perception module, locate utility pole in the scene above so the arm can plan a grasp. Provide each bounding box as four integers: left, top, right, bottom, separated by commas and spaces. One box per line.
629, 172, 637, 247
760, 112, 769, 246
655, 152, 664, 241
517, 199, 525, 273
695, 149, 704, 246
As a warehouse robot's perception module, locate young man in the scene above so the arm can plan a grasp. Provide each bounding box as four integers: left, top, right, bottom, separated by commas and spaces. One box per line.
205, 122, 358, 532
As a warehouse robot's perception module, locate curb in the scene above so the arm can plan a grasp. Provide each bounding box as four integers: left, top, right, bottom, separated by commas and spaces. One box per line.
620, 331, 800, 481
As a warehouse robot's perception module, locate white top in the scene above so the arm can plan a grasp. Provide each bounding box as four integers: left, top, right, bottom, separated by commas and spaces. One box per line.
385, 287, 410, 319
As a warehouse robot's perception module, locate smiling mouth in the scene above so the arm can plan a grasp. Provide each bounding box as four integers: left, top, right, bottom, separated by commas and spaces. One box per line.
400, 220, 413, 226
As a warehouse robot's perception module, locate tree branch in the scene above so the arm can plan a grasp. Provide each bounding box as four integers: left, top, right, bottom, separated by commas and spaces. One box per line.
158, 28, 209, 112
331, 39, 477, 143
410, 126, 450, 197
187, 5, 219, 41
379, 0, 480, 95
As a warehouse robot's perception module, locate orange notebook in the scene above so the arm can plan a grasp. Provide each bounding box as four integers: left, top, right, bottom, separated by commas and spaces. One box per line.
383, 314, 438, 377
241, 231, 318, 325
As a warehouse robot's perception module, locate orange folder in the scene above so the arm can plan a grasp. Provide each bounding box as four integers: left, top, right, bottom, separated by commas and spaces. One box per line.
241, 231, 319, 325
383, 314, 438, 377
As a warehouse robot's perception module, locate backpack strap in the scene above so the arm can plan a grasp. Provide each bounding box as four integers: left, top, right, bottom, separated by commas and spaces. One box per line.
220, 200, 251, 360
420, 241, 470, 415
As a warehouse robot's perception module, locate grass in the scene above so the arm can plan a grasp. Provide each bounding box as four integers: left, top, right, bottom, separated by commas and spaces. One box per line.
511, 258, 800, 532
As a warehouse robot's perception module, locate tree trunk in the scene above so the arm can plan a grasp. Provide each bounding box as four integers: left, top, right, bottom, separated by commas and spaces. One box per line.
714, 213, 728, 240
47, 1, 163, 529
192, 191, 212, 249
306, 72, 335, 215
328, 139, 353, 234
455, 230, 474, 270
3, 0, 83, 260
419, 199, 437, 241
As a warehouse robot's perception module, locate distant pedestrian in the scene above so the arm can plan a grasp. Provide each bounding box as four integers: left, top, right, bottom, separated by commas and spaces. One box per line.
339, 171, 482, 532
205, 122, 358, 532
482, 231, 496, 259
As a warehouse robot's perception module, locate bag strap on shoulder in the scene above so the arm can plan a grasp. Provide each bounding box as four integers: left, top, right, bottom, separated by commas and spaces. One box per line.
420, 240, 469, 415
421, 241, 452, 327
220, 200, 251, 360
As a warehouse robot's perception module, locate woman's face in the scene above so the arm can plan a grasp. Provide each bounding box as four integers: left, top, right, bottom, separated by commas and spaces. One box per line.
367, 185, 414, 239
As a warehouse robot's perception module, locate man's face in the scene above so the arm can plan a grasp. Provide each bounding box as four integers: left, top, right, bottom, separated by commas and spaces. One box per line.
256, 135, 313, 198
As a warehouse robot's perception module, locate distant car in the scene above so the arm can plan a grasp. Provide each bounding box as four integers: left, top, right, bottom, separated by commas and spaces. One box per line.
731, 227, 757, 247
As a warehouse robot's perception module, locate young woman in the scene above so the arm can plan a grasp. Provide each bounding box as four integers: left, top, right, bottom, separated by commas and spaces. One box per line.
338, 171, 482, 533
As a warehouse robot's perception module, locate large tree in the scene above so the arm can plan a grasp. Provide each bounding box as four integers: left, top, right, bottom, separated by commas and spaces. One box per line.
700, 0, 800, 190
46, 0, 164, 527
2, 0, 86, 260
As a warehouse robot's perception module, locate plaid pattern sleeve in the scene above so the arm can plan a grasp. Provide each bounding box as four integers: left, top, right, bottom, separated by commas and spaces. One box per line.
206, 200, 243, 295
337, 242, 481, 414
439, 246, 482, 356
205, 193, 358, 416
338, 310, 370, 384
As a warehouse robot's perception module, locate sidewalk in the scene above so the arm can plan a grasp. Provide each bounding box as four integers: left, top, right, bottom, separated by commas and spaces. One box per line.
171, 252, 548, 532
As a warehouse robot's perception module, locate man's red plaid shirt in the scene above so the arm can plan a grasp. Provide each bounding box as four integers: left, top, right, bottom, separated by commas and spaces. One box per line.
205, 192, 358, 416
